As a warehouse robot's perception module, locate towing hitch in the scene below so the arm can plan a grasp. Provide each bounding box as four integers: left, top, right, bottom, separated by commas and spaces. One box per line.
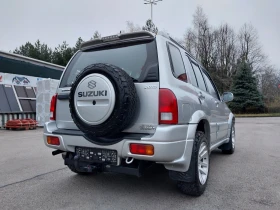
52, 150, 64, 156
64, 152, 153, 176
64, 153, 101, 173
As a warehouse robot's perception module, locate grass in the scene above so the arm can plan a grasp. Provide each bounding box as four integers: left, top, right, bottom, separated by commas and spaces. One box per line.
235, 113, 280, 118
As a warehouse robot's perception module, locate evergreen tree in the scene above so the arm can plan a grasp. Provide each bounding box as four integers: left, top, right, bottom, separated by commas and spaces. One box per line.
229, 60, 264, 113
52, 41, 74, 66
91, 31, 101, 40
73, 37, 84, 53
14, 40, 52, 63
142, 19, 158, 34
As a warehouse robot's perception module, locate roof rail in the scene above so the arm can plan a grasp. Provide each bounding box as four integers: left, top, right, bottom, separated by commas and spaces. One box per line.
157, 31, 170, 39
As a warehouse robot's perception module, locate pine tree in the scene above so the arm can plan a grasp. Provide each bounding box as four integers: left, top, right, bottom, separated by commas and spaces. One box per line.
91, 31, 101, 40
14, 40, 52, 63
229, 60, 264, 113
142, 19, 158, 34
73, 37, 84, 52
52, 41, 74, 66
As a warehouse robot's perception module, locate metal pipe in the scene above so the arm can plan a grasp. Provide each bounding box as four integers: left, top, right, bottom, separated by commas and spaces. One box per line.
52, 150, 64, 156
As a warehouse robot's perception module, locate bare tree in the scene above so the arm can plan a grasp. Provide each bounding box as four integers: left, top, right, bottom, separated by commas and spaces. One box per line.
126, 21, 141, 32
189, 6, 215, 69
181, 7, 277, 94
214, 24, 237, 77
260, 66, 280, 103
184, 28, 196, 57
238, 23, 267, 73
208, 24, 237, 91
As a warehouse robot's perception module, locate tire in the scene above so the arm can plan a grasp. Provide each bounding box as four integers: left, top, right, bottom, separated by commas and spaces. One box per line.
69, 63, 139, 139
177, 131, 210, 196
221, 122, 235, 154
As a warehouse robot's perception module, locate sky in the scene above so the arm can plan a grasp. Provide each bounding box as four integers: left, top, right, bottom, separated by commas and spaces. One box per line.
0, 0, 279, 69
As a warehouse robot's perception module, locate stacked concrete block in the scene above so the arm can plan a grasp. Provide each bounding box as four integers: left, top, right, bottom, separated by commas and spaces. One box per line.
36, 79, 59, 126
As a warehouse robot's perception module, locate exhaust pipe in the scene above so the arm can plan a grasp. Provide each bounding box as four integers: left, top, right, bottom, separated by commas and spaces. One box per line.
125, 157, 134, 164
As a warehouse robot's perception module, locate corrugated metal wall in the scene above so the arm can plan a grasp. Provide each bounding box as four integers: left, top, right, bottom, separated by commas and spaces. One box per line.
0, 84, 38, 128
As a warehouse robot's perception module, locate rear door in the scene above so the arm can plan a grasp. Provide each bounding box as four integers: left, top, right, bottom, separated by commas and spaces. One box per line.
201, 70, 229, 142
56, 40, 160, 134
201, 69, 227, 144
188, 60, 218, 145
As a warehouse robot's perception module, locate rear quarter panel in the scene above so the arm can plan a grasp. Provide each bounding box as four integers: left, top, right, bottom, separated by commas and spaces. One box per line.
156, 36, 202, 124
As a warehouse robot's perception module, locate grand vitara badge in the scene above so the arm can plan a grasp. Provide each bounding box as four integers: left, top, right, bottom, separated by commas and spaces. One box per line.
88, 80, 96, 89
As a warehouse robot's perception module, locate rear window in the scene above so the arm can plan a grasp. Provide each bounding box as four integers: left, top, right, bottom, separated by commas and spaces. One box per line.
60, 41, 159, 87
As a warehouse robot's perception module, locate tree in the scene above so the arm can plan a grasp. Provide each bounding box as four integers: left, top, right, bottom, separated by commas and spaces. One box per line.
142, 19, 158, 34
14, 40, 52, 63
210, 24, 237, 92
260, 66, 280, 104
186, 6, 214, 67
184, 29, 196, 56
52, 41, 74, 66
229, 60, 264, 113
184, 7, 236, 92
126, 21, 141, 32
73, 37, 84, 53
238, 23, 267, 73
91, 31, 101, 40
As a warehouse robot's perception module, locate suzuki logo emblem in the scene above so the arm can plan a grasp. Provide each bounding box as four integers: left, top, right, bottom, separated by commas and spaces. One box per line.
88, 80, 96, 89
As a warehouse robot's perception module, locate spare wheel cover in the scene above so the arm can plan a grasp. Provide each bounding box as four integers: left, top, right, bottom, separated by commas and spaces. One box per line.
74, 73, 116, 125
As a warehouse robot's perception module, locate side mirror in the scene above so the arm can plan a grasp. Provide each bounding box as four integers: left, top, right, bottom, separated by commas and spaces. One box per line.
222, 92, 234, 103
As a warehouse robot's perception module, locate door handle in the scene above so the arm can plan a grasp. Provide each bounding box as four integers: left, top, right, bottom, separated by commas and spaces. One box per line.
198, 92, 205, 100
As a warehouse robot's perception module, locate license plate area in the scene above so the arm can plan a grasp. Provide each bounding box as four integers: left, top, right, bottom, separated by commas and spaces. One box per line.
75, 147, 118, 165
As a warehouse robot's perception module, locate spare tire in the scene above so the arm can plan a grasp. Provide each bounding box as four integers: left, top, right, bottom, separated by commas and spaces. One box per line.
69, 63, 139, 139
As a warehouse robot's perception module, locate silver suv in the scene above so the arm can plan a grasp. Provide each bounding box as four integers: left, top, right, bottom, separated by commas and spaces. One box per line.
44, 31, 235, 196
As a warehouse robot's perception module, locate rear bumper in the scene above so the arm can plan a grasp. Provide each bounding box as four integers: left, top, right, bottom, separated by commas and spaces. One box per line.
44, 121, 194, 172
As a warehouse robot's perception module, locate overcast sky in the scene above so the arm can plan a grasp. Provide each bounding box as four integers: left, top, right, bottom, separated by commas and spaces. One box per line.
0, 0, 279, 68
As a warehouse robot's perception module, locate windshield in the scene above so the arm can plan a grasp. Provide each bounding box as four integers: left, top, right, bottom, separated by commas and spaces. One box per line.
60, 40, 158, 87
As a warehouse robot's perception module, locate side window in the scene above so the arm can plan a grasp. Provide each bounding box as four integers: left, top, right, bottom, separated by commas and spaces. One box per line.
167, 43, 187, 82
190, 62, 207, 92
182, 55, 198, 87
202, 71, 220, 99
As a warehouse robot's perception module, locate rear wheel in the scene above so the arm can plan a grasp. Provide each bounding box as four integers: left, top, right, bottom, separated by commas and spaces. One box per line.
177, 131, 210, 196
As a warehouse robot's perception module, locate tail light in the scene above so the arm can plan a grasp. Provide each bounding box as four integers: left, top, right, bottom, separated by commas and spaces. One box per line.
47, 136, 60, 145
50, 94, 57, 121
159, 89, 178, 124
130, 144, 154, 156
